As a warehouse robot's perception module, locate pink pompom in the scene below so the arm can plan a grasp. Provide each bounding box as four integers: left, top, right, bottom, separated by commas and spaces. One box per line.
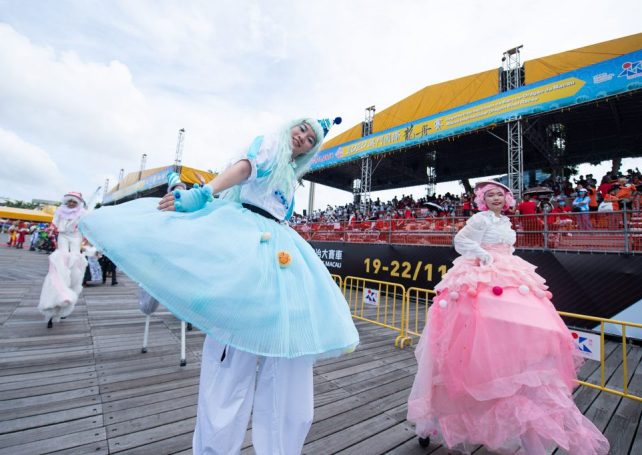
545, 291, 553, 300
492, 286, 503, 296
467, 288, 477, 297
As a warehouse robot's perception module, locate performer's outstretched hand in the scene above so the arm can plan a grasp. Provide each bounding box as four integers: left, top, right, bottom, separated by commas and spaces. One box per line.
158, 185, 213, 212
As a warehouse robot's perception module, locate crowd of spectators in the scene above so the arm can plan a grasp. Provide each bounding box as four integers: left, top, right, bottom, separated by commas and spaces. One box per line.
291, 192, 466, 225
291, 168, 641, 229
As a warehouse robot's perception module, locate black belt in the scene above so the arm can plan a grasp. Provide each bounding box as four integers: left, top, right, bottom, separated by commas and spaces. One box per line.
242, 203, 280, 222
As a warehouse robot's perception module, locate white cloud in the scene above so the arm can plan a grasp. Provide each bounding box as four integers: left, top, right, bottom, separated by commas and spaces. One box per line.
0, 128, 65, 199
0, 0, 640, 207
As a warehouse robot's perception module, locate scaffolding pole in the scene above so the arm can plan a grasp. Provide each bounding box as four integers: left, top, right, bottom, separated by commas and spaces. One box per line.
360, 156, 372, 213
358, 106, 375, 213
174, 128, 186, 170
307, 182, 315, 218
501, 45, 524, 199
507, 120, 524, 199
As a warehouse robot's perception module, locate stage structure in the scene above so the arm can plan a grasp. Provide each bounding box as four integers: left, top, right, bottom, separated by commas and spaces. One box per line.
305, 33, 642, 199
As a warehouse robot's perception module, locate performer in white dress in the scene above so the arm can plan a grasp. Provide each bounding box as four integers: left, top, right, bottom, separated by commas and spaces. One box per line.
38, 192, 88, 328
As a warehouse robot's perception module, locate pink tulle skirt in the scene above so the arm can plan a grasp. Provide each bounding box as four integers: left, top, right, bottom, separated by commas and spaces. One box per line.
407, 244, 609, 454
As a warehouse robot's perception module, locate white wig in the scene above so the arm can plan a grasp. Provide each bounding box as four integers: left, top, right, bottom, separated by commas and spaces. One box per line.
223, 118, 325, 202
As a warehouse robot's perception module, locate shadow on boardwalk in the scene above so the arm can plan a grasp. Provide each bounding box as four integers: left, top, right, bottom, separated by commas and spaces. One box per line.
0, 242, 640, 454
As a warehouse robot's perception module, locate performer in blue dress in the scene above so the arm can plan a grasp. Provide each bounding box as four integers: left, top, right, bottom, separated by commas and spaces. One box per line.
80, 117, 358, 454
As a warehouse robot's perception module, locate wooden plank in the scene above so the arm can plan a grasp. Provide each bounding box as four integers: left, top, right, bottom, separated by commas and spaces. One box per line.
0, 395, 101, 422
0, 415, 104, 449
0, 428, 106, 455
302, 413, 399, 454
104, 392, 198, 427
107, 417, 196, 453
601, 351, 642, 455
0, 404, 103, 434
0, 385, 99, 412
106, 404, 196, 439
0, 374, 98, 399
334, 422, 417, 454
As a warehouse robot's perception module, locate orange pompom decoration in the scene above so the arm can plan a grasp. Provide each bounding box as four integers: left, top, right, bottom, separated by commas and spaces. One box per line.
277, 251, 292, 268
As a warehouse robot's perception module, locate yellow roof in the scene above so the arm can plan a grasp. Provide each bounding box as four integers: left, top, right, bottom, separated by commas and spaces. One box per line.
323, 32, 642, 151
0, 207, 53, 222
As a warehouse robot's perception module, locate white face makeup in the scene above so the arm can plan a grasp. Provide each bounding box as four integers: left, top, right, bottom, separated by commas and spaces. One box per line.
290, 122, 318, 158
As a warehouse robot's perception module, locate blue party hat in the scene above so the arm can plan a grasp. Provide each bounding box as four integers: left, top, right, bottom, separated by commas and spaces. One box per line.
318, 117, 342, 137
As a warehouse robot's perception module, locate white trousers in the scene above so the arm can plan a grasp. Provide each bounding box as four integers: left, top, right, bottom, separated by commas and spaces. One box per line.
193, 336, 314, 455
57, 232, 82, 253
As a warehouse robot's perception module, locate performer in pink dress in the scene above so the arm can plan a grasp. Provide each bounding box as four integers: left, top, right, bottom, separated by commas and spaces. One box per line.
407, 180, 609, 454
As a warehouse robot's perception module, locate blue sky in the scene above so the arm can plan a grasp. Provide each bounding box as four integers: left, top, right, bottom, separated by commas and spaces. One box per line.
0, 0, 640, 208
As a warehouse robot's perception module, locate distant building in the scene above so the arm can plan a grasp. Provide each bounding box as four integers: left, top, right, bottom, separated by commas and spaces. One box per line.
103, 165, 217, 206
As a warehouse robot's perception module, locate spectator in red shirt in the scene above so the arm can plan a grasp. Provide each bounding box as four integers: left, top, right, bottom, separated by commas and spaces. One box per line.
597, 176, 612, 199
548, 200, 571, 229
517, 194, 540, 246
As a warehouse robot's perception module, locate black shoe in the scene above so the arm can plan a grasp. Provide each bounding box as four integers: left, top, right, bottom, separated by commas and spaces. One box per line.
111, 282, 118, 286
418, 436, 430, 448
47, 319, 53, 329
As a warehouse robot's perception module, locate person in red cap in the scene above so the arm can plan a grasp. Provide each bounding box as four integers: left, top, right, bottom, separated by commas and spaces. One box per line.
37, 191, 89, 328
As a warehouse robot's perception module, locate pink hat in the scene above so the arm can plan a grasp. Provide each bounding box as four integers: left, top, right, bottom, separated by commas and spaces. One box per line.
63, 191, 86, 207
474, 179, 512, 193
473, 180, 516, 211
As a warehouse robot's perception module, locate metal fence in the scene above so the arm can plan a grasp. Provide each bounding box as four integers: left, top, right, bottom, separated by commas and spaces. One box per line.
342, 276, 406, 344
558, 311, 642, 403
294, 209, 642, 254
336, 277, 642, 402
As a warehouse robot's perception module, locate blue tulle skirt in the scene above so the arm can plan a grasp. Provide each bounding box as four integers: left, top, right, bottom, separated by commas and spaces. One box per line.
79, 198, 359, 359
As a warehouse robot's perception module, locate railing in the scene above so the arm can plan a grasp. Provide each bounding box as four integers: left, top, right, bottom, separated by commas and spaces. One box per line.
342, 276, 406, 343
558, 311, 642, 403
335, 276, 642, 401
294, 209, 642, 254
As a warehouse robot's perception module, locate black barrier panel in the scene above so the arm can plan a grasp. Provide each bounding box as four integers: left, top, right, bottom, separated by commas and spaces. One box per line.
310, 241, 642, 328
309, 241, 457, 289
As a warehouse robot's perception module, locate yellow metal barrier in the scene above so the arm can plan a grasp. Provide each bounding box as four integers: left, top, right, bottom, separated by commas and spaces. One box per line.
403, 287, 437, 345
559, 311, 642, 403
342, 276, 406, 347
330, 274, 343, 288
399, 285, 642, 402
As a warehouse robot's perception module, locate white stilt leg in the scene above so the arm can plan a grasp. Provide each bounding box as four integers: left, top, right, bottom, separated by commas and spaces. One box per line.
180, 320, 187, 366
141, 315, 150, 353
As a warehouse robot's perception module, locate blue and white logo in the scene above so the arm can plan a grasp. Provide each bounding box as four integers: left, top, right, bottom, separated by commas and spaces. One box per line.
618, 60, 642, 79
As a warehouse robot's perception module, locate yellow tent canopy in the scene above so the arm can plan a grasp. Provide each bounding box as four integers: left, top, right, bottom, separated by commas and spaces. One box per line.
0, 207, 53, 223
322, 32, 642, 151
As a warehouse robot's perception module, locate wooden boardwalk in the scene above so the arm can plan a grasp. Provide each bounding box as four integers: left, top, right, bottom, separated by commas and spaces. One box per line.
0, 241, 641, 454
